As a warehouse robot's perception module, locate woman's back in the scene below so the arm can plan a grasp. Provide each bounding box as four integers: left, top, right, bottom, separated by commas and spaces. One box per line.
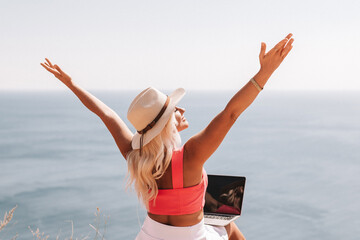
40, 33, 293, 239
148, 144, 206, 226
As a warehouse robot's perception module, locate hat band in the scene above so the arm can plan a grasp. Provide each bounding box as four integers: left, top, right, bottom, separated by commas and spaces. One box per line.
137, 96, 170, 156
137, 96, 170, 135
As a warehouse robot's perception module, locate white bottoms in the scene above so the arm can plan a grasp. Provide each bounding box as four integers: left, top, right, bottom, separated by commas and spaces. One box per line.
135, 215, 228, 240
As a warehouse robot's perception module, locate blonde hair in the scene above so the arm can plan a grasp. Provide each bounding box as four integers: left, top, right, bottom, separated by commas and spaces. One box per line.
126, 113, 181, 208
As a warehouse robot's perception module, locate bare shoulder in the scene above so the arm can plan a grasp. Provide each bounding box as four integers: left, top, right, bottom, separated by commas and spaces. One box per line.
183, 140, 203, 170
183, 109, 235, 167
183, 142, 204, 186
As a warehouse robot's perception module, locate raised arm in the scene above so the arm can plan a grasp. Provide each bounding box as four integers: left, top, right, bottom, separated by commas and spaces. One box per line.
40, 58, 133, 159
184, 33, 294, 166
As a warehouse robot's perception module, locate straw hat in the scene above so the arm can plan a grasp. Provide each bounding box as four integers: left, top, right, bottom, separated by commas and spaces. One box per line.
127, 87, 185, 150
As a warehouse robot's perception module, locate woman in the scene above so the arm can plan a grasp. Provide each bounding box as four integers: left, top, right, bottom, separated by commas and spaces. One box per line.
41, 33, 294, 240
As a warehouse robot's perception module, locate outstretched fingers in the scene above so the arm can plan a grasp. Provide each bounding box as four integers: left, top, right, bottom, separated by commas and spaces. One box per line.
45, 58, 54, 67
273, 33, 293, 51
285, 33, 293, 40
41, 59, 60, 77
54, 64, 64, 74
259, 42, 266, 61
41, 62, 55, 74
281, 38, 294, 59
273, 39, 287, 51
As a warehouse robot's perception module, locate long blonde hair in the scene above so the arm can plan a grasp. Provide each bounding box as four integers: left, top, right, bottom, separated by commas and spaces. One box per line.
126, 113, 181, 208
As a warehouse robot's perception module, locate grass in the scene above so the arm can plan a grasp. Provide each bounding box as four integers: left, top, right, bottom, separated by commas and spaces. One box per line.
0, 206, 108, 240
0, 205, 17, 232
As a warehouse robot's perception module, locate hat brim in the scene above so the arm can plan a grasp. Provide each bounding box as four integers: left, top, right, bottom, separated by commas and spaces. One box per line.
131, 88, 185, 150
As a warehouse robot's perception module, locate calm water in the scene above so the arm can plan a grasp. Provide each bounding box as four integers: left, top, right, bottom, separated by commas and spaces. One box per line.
0, 90, 359, 239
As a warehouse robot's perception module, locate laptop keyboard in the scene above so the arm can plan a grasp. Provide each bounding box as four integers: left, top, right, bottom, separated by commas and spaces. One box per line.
205, 215, 234, 221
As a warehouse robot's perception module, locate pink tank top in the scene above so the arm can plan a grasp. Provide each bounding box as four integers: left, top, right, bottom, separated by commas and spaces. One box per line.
148, 146, 208, 215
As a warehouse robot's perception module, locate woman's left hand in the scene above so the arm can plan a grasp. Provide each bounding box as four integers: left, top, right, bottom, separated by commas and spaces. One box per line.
40, 58, 73, 87
259, 33, 294, 77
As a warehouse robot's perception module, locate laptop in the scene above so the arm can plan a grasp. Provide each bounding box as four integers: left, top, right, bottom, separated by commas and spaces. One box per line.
204, 174, 246, 226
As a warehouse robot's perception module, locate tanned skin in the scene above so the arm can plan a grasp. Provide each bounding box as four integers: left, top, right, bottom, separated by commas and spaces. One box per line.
41, 33, 294, 240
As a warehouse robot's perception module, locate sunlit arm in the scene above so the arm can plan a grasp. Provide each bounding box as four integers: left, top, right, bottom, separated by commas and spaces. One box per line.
67, 82, 133, 159
40, 58, 133, 159
185, 71, 269, 164
67, 82, 114, 117
226, 33, 294, 119
185, 33, 294, 166
224, 70, 270, 121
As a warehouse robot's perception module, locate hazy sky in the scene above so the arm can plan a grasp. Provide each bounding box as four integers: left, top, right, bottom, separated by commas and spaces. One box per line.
1, 0, 359, 91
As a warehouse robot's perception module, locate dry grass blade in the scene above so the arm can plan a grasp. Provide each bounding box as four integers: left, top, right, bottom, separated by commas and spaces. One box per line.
64, 220, 74, 240
101, 215, 109, 240
1, 206, 107, 240
10, 233, 19, 239
89, 207, 108, 240
28, 226, 50, 240
0, 205, 17, 231
89, 224, 105, 240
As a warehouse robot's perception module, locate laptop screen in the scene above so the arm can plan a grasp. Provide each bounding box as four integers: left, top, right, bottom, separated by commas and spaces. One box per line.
204, 175, 246, 216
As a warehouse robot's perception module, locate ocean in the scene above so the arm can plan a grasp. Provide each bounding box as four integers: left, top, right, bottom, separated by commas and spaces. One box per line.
0, 90, 359, 239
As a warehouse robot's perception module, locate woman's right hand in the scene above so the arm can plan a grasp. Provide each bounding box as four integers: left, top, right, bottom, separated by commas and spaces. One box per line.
258, 33, 294, 77
40, 58, 73, 86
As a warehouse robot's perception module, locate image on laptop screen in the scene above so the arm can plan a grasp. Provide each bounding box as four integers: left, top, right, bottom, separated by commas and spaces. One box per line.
204, 175, 246, 216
